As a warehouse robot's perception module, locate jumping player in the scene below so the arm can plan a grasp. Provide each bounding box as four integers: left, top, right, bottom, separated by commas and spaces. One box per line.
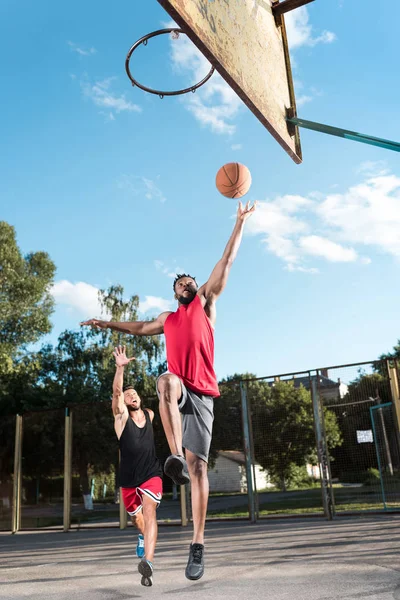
112, 345, 163, 587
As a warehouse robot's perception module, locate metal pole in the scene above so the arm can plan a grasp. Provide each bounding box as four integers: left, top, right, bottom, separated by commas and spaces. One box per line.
273, 0, 315, 17
388, 362, 400, 435
180, 484, 188, 526
287, 116, 400, 153
311, 376, 335, 520
63, 408, 73, 532
240, 381, 256, 524
12, 415, 23, 534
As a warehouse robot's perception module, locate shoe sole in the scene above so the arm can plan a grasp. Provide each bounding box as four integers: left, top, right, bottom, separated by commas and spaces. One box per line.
164, 456, 190, 486
138, 561, 153, 587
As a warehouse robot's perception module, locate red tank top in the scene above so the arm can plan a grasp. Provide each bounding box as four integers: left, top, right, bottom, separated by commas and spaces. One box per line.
164, 295, 220, 397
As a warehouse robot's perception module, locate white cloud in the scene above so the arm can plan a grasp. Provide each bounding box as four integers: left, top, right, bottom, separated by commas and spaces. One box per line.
52, 280, 173, 318
68, 41, 96, 56
117, 175, 166, 203
81, 77, 141, 117
356, 161, 389, 177
296, 94, 313, 107
51, 281, 107, 318
168, 27, 242, 135
316, 174, 400, 258
139, 296, 174, 314
298, 236, 357, 262
246, 171, 400, 272
285, 8, 336, 49
231, 144, 242, 150
154, 260, 185, 279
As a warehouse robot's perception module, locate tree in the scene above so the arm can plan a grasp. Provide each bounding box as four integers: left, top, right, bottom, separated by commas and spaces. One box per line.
250, 380, 342, 491
29, 285, 166, 500
0, 221, 55, 379
0, 222, 55, 485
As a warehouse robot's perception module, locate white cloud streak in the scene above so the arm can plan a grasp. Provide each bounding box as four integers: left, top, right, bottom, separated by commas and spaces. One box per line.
68, 41, 97, 56
168, 27, 242, 135
246, 170, 400, 272
285, 8, 336, 50
51, 281, 107, 318
117, 175, 166, 203
51, 280, 172, 317
81, 77, 141, 117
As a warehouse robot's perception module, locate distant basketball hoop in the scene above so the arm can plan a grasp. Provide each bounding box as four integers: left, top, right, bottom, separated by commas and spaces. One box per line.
125, 28, 215, 99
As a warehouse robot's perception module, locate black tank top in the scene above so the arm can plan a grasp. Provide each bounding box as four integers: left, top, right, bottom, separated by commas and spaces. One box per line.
119, 410, 162, 488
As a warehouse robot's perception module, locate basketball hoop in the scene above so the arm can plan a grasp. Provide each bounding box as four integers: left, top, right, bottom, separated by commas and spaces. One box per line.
125, 28, 215, 99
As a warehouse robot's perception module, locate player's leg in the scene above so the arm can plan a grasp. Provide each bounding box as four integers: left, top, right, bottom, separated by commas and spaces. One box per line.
137, 479, 162, 587
185, 450, 208, 580
121, 488, 145, 558
186, 450, 208, 544
141, 493, 158, 562
131, 511, 145, 558
180, 392, 214, 580
157, 374, 189, 485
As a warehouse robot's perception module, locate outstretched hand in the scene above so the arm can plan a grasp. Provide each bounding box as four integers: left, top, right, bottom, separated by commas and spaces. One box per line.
80, 318, 106, 329
237, 200, 257, 223
113, 345, 135, 368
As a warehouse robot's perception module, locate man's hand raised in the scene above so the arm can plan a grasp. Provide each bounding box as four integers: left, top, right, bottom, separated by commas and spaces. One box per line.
237, 200, 257, 223
80, 318, 107, 330
113, 346, 135, 368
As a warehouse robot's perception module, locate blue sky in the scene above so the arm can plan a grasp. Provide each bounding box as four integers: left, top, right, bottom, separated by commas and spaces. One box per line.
1, 0, 400, 381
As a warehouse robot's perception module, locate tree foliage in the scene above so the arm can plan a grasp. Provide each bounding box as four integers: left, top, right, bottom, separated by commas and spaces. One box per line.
0, 221, 55, 378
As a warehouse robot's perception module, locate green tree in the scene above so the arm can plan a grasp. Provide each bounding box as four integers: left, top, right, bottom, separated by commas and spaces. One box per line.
30, 285, 166, 499
0, 221, 55, 379
250, 380, 342, 491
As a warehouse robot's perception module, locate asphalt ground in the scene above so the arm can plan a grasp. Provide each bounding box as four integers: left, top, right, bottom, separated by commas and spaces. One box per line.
1, 514, 400, 599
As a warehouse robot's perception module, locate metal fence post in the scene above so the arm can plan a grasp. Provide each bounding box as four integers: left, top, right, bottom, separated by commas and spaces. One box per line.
119, 451, 128, 529
11, 414, 23, 534
240, 381, 256, 523
388, 360, 400, 435
63, 408, 73, 532
311, 376, 335, 520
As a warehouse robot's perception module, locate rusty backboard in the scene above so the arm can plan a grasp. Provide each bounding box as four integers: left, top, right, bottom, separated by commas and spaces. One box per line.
157, 0, 302, 164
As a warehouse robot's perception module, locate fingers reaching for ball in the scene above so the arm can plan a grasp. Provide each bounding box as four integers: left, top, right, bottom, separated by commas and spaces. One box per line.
237, 199, 257, 221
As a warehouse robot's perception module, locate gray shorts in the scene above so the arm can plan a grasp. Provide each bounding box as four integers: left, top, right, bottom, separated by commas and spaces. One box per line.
156, 374, 214, 463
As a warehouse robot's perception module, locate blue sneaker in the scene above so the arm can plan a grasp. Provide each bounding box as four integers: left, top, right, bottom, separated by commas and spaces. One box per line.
136, 534, 145, 559
138, 559, 153, 587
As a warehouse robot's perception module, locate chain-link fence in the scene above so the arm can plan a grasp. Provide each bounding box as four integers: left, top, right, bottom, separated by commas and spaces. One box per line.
2, 359, 400, 531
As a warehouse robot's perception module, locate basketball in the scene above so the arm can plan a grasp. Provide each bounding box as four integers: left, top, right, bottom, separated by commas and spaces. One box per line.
215, 163, 252, 199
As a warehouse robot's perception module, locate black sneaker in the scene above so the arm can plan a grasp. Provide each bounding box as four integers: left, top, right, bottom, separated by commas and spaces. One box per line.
138, 559, 153, 587
185, 543, 204, 581
164, 454, 190, 486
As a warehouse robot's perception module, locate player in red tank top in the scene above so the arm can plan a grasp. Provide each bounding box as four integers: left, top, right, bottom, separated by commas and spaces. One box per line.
81, 200, 257, 581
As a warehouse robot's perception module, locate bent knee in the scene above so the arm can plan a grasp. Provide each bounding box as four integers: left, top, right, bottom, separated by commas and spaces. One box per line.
187, 456, 208, 479
157, 373, 182, 397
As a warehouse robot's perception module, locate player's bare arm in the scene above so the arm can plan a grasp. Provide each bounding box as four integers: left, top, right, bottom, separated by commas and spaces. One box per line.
198, 201, 256, 323
112, 346, 135, 438
80, 312, 172, 335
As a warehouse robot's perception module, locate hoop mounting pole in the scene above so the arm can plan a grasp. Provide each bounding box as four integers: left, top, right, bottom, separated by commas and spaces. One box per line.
287, 116, 400, 153
273, 0, 315, 17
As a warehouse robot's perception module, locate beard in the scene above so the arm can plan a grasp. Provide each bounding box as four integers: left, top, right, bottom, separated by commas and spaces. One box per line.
177, 290, 196, 305
127, 403, 140, 412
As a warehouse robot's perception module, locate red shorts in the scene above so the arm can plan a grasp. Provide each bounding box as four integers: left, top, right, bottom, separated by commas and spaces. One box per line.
121, 476, 163, 516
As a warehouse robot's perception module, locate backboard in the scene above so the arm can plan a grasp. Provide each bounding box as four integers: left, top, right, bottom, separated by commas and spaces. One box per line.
157, 0, 302, 164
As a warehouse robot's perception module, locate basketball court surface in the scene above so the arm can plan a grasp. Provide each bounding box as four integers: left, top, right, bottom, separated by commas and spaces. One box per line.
2, 515, 400, 599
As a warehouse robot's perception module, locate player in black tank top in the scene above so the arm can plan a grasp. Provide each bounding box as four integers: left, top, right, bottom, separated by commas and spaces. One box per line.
112, 346, 162, 587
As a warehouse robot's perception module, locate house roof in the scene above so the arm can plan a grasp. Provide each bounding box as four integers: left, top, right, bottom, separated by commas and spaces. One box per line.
217, 450, 246, 465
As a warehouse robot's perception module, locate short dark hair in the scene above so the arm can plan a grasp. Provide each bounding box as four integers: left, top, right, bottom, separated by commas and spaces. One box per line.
173, 273, 197, 292
123, 385, 135, 392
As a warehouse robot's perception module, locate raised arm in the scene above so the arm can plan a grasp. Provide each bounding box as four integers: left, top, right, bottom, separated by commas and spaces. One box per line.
80, 311, 171, 335
201, 200, 256, 301
112, 346, 135, 438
